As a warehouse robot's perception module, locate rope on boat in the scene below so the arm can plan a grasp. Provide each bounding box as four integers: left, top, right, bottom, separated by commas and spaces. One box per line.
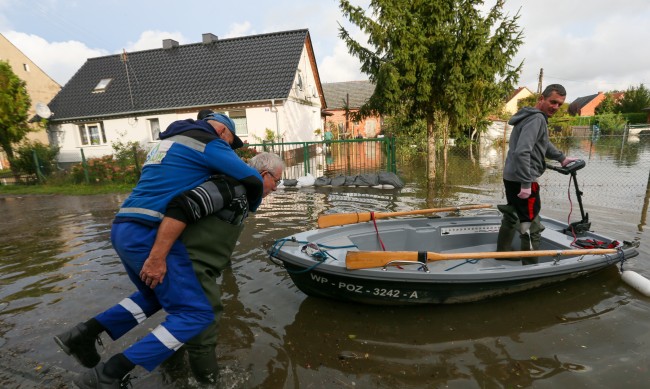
268, 237, 357, 274
444, 259, 479, 271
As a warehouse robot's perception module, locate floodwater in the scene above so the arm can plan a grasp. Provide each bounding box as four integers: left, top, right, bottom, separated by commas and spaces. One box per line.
1, 136, 650, 388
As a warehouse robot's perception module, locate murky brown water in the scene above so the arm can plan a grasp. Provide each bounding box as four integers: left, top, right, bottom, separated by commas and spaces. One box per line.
1, 138, 650, 388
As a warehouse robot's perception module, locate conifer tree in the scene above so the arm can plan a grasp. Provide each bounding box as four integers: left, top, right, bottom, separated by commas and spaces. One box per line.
339, 0, 523, 179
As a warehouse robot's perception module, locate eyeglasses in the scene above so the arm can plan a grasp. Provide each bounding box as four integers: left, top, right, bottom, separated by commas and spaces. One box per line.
265, 170, 281, 185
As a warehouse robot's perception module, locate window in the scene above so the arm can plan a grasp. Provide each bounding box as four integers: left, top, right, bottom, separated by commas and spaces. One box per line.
23, 63, 30, 72
228, 111, 248, 136
296, 74, 303, 91
149, 118, 161, 140
365, 120, 376, 137
93, 78, 112, 93
78, 123, 107, 146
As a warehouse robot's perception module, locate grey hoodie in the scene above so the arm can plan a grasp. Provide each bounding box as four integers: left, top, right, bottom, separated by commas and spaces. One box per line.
503, 107, 565, 188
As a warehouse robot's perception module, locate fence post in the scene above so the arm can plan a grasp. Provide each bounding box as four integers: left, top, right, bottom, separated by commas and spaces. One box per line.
80, 148, 90, 183
303, 142, 309, 175
132, 145, 141, 180
32, 150, 46, 183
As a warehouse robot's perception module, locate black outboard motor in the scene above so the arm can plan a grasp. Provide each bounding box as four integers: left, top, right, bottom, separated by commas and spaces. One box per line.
547, 159, 590, 234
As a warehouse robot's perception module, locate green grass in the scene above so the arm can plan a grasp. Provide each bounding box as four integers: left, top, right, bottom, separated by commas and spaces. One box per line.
0, 182, 134, 196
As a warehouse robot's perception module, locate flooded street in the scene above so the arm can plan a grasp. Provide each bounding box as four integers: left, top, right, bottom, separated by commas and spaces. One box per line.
1, 138, 650, 388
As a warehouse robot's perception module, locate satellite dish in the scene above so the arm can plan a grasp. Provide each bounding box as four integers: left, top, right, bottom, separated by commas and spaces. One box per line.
35, 102, 52, 119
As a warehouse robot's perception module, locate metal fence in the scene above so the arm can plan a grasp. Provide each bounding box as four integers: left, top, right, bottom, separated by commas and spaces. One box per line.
246, 137, 397, 180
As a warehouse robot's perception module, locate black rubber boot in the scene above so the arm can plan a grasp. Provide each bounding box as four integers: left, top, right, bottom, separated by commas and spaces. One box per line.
72, 362, 132, 389
496, 204, 518, 255
54, 322, 102, 368
188, 349, 219, 385
160, 346, 188, 383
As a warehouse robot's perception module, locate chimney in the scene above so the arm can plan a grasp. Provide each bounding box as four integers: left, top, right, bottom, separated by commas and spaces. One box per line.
202, 33, 218, 44
162, 39, 179, 49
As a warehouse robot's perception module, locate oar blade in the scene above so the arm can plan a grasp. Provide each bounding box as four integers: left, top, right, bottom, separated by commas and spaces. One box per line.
346, 251, 419, 269
318, 213, 371, 228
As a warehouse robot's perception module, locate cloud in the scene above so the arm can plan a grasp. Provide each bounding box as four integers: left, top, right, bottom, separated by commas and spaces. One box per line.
319, 39, 365, 83
122, 30, 187, 52
223, 22, 255, 39
2, 31, 107, 86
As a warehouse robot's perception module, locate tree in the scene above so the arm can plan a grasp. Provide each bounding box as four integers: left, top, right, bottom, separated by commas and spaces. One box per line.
0, 60, 32, 175
595, 91, 620, 114
618, 84, 650, 113
517, 93, 539, 111
338, 0, 523, 181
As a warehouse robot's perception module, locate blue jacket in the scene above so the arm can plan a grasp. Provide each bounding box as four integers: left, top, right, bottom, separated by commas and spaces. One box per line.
115, 119, 263, 224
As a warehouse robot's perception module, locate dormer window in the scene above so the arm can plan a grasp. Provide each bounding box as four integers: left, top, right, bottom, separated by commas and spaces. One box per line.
93, 78, 112, 93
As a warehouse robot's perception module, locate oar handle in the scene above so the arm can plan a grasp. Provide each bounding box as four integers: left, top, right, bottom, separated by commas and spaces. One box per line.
345, 248, 618, 270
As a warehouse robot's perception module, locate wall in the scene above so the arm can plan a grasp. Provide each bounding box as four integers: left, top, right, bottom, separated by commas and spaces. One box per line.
0, 34, 61, 169
323, 110, 381, 139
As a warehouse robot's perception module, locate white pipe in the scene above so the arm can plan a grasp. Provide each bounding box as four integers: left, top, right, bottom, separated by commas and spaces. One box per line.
621, 270, 650, 297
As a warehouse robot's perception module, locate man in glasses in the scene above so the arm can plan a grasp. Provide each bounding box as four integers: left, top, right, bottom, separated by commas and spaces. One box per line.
55, 113, 272, 388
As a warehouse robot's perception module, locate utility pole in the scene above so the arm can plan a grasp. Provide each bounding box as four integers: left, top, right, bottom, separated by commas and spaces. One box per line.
537, 68, 544, 94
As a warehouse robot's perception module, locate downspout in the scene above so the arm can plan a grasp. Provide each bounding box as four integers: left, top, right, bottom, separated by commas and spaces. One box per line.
271, 99, 280, 141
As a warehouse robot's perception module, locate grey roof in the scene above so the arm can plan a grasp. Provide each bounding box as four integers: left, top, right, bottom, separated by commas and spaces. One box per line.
322, 80, 375, 110
568, 93, 599, 115
48, 29, 311, 121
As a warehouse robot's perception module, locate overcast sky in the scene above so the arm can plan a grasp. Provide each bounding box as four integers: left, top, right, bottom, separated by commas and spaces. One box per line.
1, 0, 649, 102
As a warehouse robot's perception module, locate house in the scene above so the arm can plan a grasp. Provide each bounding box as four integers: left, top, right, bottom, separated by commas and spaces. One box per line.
568, 93, 604, 116
503, 87, 534, 115
0, 33, 61, 168
321, 80, 381, 139
46, 29, 325, 165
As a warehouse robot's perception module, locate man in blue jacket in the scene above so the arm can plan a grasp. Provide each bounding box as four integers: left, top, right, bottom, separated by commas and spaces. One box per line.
497, 84, 577, 262
54, 113, 264, 388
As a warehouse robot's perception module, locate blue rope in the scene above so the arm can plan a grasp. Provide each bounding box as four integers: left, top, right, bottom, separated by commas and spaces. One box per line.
268, 237, 356, 274
444, 259, 479, 271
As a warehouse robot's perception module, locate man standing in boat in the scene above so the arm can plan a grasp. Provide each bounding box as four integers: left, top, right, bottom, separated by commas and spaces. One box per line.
497, 84, 577, 263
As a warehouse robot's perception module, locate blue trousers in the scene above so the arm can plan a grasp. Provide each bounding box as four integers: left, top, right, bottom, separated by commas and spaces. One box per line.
95, 222, 214, 371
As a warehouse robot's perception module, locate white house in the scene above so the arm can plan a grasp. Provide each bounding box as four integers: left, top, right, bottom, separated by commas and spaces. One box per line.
45, 30, 325, 165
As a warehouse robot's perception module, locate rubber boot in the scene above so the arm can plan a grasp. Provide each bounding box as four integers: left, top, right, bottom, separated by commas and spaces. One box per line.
160, 346, 188, 383
54, 322, 101, 368
496, 205, 518, 256
188, 349, 219, 385
520, 215, 545, 265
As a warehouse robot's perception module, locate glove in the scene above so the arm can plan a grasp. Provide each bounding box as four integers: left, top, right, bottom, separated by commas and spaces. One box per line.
517, 187, 531, 199
561, 157, 577, 167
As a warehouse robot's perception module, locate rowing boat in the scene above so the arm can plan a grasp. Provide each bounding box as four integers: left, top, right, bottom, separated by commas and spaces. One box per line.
268, 211, 638, 305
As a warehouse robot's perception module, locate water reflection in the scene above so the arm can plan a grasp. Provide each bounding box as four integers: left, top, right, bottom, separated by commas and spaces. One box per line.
274, 268, 623, 387
0, 136, 649, 388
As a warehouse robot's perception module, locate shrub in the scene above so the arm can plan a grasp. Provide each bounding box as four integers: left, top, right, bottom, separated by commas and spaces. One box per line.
11, 141, 60, 176
235, 143, 259, 162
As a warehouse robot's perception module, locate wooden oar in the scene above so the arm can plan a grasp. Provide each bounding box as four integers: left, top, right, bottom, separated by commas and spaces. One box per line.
317, 204, 492, 228
345, 248, 618, 270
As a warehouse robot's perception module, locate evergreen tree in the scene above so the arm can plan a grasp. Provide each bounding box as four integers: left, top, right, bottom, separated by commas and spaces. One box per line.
0, 60, 32, 175
618, 84, 650, 113
338, 0, 523, 180
595, 92, 620, 114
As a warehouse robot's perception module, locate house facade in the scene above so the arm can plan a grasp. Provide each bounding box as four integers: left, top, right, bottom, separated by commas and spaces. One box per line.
0, 33, 61, 168
503, 86, 534, 115
321, 80, 381, 139
46, 30, 324, 165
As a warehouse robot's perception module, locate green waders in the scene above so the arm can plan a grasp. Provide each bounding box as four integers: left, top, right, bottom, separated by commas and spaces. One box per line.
519, 214, 545, 265
177, 215, 245, 384
496, 205, 518, 252
496, 205, 545, 264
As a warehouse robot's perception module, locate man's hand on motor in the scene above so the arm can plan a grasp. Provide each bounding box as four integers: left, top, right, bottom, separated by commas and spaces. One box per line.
561, 157, 578, 167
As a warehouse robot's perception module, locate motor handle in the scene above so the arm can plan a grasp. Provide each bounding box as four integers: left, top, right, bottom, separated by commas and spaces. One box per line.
547, 159, 586, 175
